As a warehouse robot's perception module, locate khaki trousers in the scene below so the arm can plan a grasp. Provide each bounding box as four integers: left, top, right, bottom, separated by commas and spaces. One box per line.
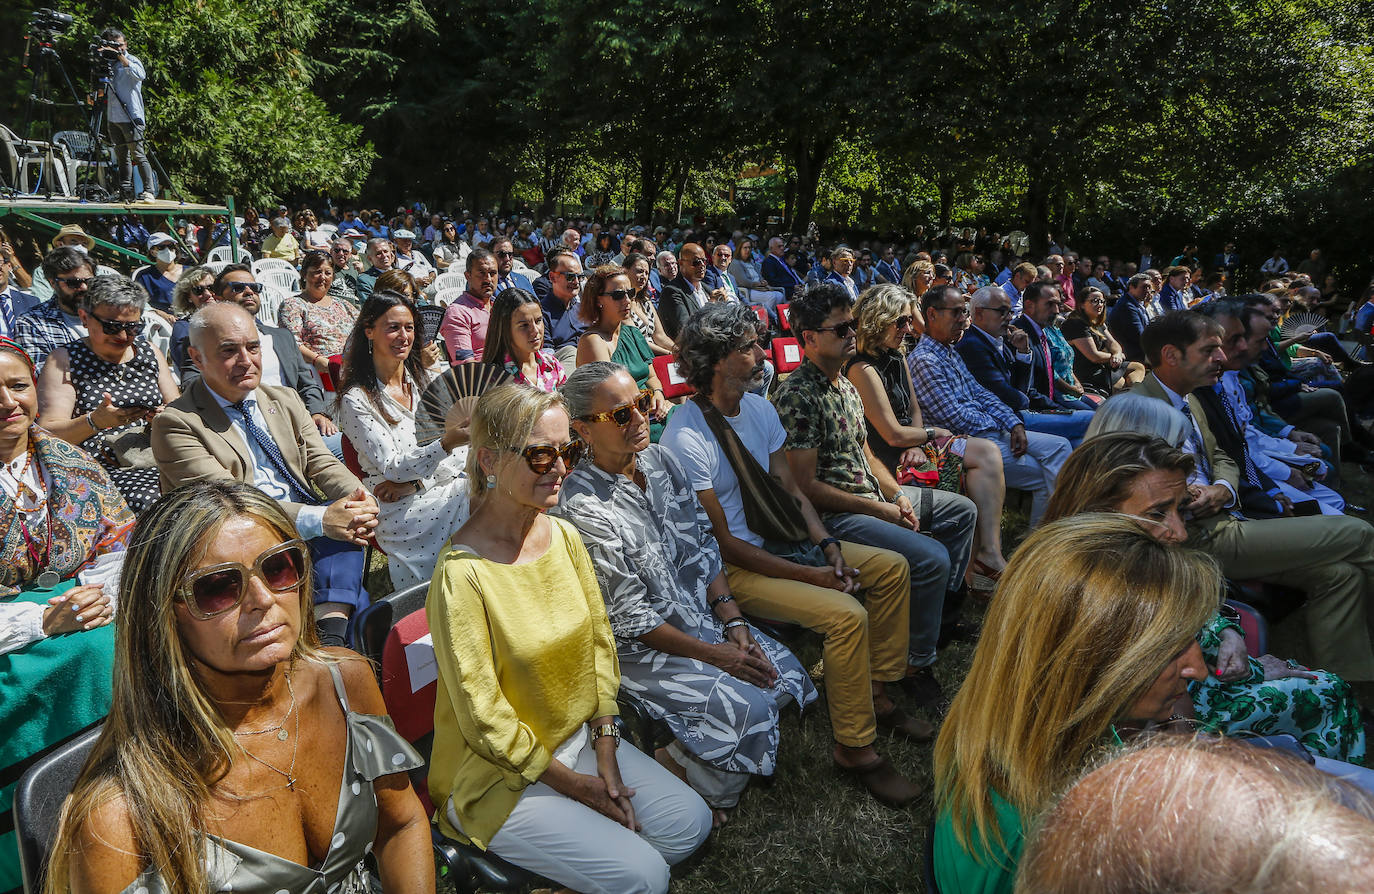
725, 540, 910, 747
1193, 512, 1374, 681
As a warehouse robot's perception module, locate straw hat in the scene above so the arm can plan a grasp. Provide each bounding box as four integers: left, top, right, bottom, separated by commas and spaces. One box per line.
50, 224, 95, 250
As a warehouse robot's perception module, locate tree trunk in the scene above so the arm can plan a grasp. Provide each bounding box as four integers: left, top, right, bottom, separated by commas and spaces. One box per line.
789, 132, 835, 236
783, 173, 796, 232
938, 179, 956, 238
1025, 175, 1052, 256
671, 166, 688, 225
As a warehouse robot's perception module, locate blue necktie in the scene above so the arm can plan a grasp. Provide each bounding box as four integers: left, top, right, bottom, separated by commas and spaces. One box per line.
232, 398, 322, 505
1, 294, 14, 336
1218, 387, 1265, 491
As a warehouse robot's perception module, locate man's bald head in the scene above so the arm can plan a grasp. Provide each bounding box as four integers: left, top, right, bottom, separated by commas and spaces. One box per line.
189, 301, 255, 353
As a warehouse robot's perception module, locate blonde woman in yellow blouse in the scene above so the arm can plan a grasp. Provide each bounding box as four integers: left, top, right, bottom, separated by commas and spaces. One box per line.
427, 384, 711, 894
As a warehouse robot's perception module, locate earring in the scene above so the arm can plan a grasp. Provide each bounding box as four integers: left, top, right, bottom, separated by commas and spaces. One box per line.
486, 474, 497, 490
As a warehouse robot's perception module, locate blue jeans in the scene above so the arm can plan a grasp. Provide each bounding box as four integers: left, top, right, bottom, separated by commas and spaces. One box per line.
308, 537, 367, 612
1023, 409, 1095, 446
826, 489, 977, 668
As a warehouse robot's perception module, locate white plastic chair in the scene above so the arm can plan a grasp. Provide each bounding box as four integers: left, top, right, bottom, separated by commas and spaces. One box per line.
142, 312, 174, 362
433, 287, 464, 308
318, 223, 338, 237
0, 125, 72, 196
206, 244, 238, 264
204, 260, 230, 274
257, 284, 289, 328
433, 271, 467, 293
252, 257, 296, 276
259, 268, 301, 294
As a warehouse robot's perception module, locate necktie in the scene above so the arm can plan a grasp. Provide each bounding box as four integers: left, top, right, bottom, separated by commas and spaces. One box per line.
1177, 400, 1214, 484
232, 398, 322, 505
0, 295, 13, 336
1218, 387, 1265, 491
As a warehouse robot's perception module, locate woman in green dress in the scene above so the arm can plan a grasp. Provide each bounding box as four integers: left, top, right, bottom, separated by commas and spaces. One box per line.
575, 265, 669, 441
0, 337, 134, 892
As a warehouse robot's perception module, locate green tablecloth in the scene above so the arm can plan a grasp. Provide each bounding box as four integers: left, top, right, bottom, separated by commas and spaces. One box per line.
1, 578, 114, 893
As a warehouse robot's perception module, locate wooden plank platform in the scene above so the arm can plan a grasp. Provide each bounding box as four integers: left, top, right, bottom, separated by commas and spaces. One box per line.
0, 196, 230, 216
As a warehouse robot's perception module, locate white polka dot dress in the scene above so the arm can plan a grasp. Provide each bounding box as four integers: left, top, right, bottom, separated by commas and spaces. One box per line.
67, 340, 163, 513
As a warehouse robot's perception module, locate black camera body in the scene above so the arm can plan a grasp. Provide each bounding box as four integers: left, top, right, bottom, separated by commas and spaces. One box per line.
90, 41, 120, 62
30, 7, 74, 37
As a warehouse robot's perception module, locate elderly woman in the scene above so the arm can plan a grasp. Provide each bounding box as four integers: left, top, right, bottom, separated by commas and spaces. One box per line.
278, 251, 359, 381
576, 265, 669, 439
847, 283, 1007, 590
337, 291, 469, 590
428, 384, 710, 893
46, 483, 432, 894
37, 276, 178, 512
0, 338, 132, 891
553, 362, 816, 825
934, 514, 1219, 893
1061, 285, 1146, 394
621, 252, 674, 356
1044, 415, 1365, 765
481, 288, 566, 392
170, 264, 216, 320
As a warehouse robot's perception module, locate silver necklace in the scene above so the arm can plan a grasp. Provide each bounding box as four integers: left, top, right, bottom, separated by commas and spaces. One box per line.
235, 687, 301, 791
232, 669, 295, 742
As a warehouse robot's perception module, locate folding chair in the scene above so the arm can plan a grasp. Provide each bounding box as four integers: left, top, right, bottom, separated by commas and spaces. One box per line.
252, 257, 296, 276
651, 354, 694, 399
776, 303, 792, 332
772, 337, 803, 373
13, 725, 103, 894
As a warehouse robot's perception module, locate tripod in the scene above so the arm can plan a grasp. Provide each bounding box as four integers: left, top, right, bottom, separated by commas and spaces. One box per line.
96, 59, 185, 205
20, 32, 87, 198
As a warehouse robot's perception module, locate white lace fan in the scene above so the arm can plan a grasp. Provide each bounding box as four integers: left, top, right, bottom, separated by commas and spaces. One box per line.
1280, 312, 1328, 339
413, 364, 511, 446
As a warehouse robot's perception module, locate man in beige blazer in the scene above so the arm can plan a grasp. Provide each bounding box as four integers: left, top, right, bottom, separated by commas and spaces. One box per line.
152, 302, 378, 646
1137, 310, 1374, 700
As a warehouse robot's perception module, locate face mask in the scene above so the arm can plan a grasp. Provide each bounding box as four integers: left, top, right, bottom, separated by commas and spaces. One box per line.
155, 248, 175, 264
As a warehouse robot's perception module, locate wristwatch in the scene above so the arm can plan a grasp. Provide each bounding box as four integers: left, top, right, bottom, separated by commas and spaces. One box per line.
924, 427, 936, 443
590, 722, 621, 748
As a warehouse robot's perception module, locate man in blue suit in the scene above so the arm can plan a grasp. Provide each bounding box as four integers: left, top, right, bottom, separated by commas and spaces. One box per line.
0, 253, 40, 341
491, 236, 532, 295
957, 285, 1093, 445
1108, 273, 1154, 364
762, 236, 805, 301
1013, 280, 1098, 418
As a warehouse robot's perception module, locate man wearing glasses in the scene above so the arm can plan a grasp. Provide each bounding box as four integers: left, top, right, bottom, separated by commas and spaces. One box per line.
532, 248, 587, 366
327, 237, 362, 306
0, 251, 39, 341
490, 236, 532, 295
15, 246, 98, 371
909, 285, 1070, 525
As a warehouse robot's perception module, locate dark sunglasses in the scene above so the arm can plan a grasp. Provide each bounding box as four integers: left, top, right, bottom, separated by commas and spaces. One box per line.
602, 288, 633, 302
88, 312, 146, 337
55, 276, 94, 288
493, 250, 514, 258
512, 442, 583, 474
894, 315, 916, 330
809, 320, 857, 337
562, 272, 589, 283
176, 539, 307, 620
983, 305, 1014, 317
578, 389, 654, 427
191, 283, 215, 294
226, 281, 263, 295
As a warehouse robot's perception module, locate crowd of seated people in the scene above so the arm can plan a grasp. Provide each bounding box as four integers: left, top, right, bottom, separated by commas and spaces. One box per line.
6, 210, 1374, 894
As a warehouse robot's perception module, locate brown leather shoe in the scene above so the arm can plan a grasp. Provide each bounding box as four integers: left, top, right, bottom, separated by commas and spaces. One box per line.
876, 704, 936, 742
834, 756, 922, 807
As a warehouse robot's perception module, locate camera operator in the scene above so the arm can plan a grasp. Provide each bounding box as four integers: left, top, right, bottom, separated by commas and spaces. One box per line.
99, 28, 156, 203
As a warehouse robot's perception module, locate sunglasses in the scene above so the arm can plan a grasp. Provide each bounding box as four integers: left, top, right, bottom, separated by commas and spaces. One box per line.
191, 283, 215, 294
579, 389, 654, 426
983, 305, 1014, 317
602, 288, 633, 302
562, 272, 589, 283
226, 281, 263, 295
809, 320, 857, 337
512, 442, 583, 474
176, 539, 307, 620
493, 250, 514, 258
894, 315, 916, 330
88, 312, 146, 337
55, 276, 94, 288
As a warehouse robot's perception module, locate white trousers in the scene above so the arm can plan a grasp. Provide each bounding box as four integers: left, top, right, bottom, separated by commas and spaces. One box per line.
984, 427, 1071, 525
451, 737, 711, 894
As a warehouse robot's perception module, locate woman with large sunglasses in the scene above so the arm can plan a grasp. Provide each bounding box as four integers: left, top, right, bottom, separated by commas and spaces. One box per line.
46, 482, 433, 894
575, 265, 668, 441
429, 383, 710, 893
0, 337, 133, 891
846, 283, 1009, 594
36, 275, 178, 512
553, 362, 816, 828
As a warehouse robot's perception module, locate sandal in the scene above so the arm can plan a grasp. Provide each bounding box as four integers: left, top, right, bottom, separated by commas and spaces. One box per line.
968, 559, 1004, 597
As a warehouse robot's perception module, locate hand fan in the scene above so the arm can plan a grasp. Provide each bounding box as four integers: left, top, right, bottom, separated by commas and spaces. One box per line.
418, 306, 446, 345
1280, 312, 1328, 339
413, 364, 511, 446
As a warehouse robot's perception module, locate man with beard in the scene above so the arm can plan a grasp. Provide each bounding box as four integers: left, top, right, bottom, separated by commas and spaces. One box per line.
439, 248, 499, 363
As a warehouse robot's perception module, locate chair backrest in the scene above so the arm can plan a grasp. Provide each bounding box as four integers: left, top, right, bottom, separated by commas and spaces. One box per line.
749, 304, 768, 327
259, 268, 301, 294
142, 312, 174, 361
317, 223, 338, 237
379, 606, 438, 806
433, 287, 464, 309
776, 303, 792, 331
651, 354, 694, 399
130, 265, 151, 282
772, 337, 803, 373
14, 724, 103, 894
252, 257, 296, 275
256, 284, 289, 327
433, 271, 467, 293
326, 354, 343, 393
1226, 598, 1269, 658
206, 244, 238, 264
204, 259, 230, 274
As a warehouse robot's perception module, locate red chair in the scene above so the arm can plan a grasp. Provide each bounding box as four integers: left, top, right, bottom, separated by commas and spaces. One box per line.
324, 354, 343, 393
651, 354, 694, 398
772, 337, 803, 373
776, 303, 791, 332
750, 305, 768, 327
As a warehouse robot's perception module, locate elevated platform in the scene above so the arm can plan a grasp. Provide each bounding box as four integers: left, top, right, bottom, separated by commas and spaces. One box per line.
0, 194, 238, 264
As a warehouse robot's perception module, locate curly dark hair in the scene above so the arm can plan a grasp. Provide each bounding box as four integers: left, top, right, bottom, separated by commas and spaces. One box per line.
676, 302, 765, 394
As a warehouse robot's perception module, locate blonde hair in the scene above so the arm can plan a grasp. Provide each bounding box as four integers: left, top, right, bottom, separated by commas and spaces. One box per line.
1042, 431, 1195, 523
465, 383, 566, 502
853, 282, 917, 355
902, 258, 936, 294
933, 514, 1220, 865
46, 483, 326, 894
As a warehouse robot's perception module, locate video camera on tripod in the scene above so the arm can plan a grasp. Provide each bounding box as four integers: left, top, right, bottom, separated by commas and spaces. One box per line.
28, 7, 74, 39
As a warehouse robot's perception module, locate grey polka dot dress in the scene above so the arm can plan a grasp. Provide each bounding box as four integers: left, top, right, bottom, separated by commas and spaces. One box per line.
117, 663, 423, 894
67, 340, 163, 513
